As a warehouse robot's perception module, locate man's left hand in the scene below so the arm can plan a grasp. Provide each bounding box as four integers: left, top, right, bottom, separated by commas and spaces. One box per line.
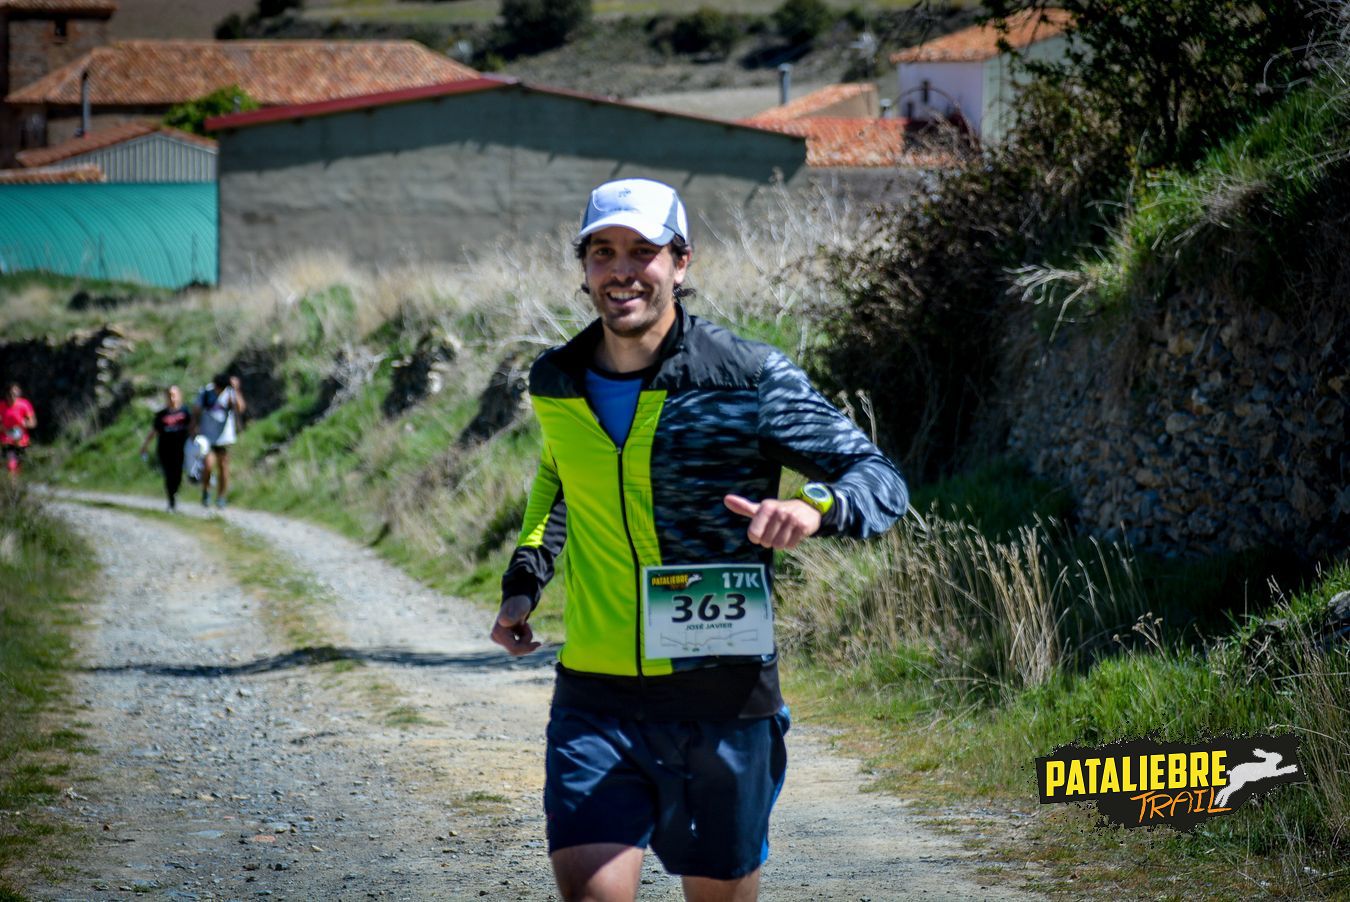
723, 494, 821, 550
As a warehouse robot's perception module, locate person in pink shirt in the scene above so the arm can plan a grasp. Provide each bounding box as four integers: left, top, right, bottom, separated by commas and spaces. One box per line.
0, 382, 37, 481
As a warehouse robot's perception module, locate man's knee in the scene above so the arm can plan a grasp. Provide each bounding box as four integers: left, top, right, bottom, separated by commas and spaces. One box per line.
682, 869, 762, 902
551, 843, 643, 902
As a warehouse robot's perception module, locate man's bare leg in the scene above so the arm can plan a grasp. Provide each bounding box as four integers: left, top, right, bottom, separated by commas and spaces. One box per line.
551, 843, 644, 902
200, 452, 215, 503
682, 868, 761, 902
216, 448, 230, 499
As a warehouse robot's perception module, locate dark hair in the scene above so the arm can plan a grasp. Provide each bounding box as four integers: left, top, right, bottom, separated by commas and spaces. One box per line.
212, 373, 230, 389
575, 234, 696, 299
574, 233, 692, 263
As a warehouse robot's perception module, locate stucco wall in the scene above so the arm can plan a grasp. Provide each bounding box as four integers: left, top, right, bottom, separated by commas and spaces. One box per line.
981, 35, 1068, 144
44, 107, 168, 147
216, 86, 808, 283
895, 60, 985, 134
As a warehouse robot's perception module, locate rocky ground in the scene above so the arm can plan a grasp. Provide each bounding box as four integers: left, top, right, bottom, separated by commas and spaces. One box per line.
16, 491, 1042, 900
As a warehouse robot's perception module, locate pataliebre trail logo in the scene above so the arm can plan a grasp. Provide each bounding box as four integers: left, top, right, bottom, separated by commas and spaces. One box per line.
1036, 735, 1306, 830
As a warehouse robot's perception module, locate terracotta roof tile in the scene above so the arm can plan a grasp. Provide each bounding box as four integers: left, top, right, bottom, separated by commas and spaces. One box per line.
6, 40, 480, 106
0, 163, 103, 182
743, 115, 949, 168
750, 83, 877, 122
890, 9, 1071, 64
16, 120, 215, 166
0, 0, 116, 11
206, 77, 808, 150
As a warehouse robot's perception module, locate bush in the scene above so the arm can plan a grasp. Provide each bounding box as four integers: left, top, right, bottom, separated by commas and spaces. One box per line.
820, 1, 1337, 481
213, 0, 299, 40
772, 0, 834, 46
983, 0, 1336, 168
498, 0, 591, 56
668, 8, 741, 57
163, 85, 261, 136
820, 82, 1127, 481
214, 12, 245, 39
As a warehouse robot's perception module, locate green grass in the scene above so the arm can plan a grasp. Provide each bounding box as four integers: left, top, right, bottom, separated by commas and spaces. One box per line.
781, 548, 1350, 898
910, 455, 1074, 539
1026, 74, 1350, 322
0, 487, 96, 895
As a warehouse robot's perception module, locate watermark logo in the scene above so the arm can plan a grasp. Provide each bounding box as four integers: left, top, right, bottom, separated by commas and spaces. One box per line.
1036, 735, 1305, 830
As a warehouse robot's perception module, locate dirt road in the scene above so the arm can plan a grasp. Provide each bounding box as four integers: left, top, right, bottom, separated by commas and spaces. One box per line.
19, 492, 1039, 900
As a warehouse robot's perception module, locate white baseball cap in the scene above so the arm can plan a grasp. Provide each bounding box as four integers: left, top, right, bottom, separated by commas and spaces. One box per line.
578, 178, 689, 246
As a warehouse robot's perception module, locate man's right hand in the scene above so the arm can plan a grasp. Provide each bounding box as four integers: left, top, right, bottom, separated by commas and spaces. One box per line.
491, 596, 541, 656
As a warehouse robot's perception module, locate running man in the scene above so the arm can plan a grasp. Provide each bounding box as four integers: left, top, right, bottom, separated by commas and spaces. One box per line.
491, 178, 908, 901
0, 382, 37, 482
193, 373, 245, 508
139, 385, 192, 510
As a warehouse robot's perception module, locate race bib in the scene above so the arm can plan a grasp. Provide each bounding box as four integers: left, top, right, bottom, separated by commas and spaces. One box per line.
642, 563, 774, 659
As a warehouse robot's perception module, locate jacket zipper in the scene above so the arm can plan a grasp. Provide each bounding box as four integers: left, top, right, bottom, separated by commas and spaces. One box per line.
614, 443, 647, 699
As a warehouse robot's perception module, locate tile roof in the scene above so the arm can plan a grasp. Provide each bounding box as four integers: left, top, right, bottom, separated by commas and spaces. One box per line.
745, 116, 945, 168
891, 9, 1072, 64
206, 76, 808, 149
16, 120, 216, 166
0, 163, 103, 182
750, 83, 877, 122
6, 40, 480, 106
0, 1, 116, 12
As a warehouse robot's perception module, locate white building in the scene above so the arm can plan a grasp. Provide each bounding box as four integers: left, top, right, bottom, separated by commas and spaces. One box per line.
891, 9, 1070, 145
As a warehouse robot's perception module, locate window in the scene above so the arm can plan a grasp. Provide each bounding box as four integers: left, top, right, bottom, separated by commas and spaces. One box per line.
54, 18, 69, 41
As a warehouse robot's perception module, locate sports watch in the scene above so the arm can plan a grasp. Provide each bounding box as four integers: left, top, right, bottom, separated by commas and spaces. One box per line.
795, 482, 835, 517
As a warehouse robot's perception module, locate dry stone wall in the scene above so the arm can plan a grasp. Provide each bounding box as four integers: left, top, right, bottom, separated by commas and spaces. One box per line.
0, 326, 131, 443
1002, 290, 1348, 558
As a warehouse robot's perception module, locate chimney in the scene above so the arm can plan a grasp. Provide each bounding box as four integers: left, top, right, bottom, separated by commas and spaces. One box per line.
78, 70, 91, 137
879, 98, 893, 119
778, 63, 792, 106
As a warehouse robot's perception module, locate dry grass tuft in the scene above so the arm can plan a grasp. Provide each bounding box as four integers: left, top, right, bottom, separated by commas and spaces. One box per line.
778, 507, 1145, 697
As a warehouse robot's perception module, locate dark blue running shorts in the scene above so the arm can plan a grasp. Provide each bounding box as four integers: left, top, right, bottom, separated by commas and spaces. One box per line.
544, 704, 790, 880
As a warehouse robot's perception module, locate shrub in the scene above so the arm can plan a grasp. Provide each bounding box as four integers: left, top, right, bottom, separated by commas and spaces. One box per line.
983, 0, 1336, 168
257, 0, 300, 19
498, 0, 591, 56
772, 0, 834, 46
668, 8, 741, 57
820, 82, 1127, 481
820, 1, 1337, 481
163, 85, 261, 136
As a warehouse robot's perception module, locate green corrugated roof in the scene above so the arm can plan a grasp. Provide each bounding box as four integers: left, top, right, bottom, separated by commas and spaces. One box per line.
0, 183, 217, 289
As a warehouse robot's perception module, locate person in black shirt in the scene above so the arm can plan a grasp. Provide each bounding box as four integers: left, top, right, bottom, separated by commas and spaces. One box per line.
139, 385, 192, 511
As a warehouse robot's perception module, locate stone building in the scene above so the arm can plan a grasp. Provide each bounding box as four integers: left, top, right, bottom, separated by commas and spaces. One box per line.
207, 76, 809, 283
0, 0, 115, 165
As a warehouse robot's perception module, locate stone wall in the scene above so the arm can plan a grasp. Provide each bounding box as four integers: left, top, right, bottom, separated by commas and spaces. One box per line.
0, 326, 131, 443
1001, 291, 1348, 558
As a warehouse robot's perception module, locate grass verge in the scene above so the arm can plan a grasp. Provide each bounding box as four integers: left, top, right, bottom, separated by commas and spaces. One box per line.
0, 487, 96, 896
779, 550, 1350, 899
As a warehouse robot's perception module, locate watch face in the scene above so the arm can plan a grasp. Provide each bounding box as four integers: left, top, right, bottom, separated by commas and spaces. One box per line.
800, 484, 832, 513
803, 484, 830, 503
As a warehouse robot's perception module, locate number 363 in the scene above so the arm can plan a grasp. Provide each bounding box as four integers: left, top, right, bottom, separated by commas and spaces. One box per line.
670, 593, 747, 623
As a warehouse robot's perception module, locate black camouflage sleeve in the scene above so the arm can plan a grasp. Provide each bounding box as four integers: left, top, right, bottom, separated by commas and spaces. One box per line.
756, 351, 908, 539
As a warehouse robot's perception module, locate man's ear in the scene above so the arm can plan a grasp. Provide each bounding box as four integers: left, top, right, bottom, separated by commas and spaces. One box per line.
673, 250, 691, 286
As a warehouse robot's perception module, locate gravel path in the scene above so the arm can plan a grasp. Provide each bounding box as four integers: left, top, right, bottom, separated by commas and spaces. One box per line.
22, 491, 1041, 901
